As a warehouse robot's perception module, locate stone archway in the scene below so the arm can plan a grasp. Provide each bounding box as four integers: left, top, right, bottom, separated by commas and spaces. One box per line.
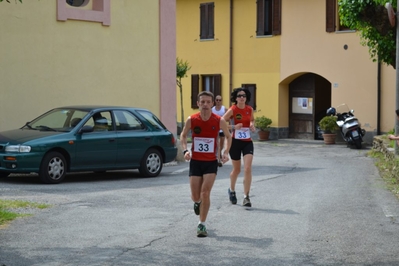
289, 73, 331, 139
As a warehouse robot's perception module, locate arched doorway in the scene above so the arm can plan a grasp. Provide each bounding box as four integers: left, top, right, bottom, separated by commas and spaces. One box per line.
289, 73, 331, 139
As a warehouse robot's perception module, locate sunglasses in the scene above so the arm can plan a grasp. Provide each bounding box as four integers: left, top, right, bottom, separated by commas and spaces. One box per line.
215, 99, 222, 101
237, 94, 246, 98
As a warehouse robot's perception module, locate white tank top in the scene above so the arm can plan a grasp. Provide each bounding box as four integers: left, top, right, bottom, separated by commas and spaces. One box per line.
212, 106, 226, 133
212, 106, 226, 117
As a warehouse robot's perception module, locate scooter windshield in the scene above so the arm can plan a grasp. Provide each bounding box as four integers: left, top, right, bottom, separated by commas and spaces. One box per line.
336, 103, 350, 115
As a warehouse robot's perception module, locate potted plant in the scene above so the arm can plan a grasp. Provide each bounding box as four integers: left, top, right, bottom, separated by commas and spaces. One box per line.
254, 116, 272, 140
318, 115, 339, 144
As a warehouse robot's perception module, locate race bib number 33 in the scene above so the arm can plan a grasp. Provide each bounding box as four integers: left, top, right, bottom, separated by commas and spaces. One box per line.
234, 127, 251, 139
193, 137, 215, 153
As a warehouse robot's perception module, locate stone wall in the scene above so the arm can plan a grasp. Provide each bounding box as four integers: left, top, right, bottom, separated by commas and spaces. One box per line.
372, 136, 395, 160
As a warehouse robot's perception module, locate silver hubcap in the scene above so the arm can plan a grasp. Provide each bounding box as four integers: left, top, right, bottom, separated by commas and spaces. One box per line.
146, 153, 161, 174
48, 157, 65, 180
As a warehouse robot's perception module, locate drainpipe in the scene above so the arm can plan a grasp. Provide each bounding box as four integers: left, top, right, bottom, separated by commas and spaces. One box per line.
377, 59, 381, 135
229, 0, 233, 95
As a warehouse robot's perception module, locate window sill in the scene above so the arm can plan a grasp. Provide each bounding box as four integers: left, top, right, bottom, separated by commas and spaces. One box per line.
256, 35, 273, 39
335, 30, 356, 34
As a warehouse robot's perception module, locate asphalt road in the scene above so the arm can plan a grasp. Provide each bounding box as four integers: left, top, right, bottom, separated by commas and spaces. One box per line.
1, 140, 399, 266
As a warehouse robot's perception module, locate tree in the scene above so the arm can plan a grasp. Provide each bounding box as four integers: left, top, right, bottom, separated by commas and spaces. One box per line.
339, 0, 396, 68
176, 58, 191, 131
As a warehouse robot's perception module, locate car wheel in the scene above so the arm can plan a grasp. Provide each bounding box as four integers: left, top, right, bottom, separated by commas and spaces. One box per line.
39, 152, 67, 184
139, 148, 163, 177
0, 172, 10, 178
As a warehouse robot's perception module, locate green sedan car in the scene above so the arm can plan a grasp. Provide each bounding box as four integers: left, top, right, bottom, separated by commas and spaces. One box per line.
0, 106, 177, 184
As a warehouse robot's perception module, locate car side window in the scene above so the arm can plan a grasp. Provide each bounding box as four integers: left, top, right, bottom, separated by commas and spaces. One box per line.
84, 111, 113, 132
114, 110, 144, 131
69, 110, 87, 128
137, 110, 165, 130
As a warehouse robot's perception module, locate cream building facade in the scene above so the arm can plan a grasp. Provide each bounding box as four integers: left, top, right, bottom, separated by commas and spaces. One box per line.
176, 0, 397, 141
0, 0, 177, 135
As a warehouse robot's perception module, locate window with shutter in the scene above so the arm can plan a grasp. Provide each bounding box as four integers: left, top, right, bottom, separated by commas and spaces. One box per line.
191, 74, 221, 109
200, 2, 215, 40
242, 84, 257, 111
213, 75, 221, 97
201, 74, 222, 96
272, 0, 281, 35
256, 0, 281, 36
191, 75, 200, 109
326, 0, 336, 32
326, 0, 353, 33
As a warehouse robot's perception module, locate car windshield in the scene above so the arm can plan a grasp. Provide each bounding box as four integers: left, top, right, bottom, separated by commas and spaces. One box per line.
24, 108, 89, 132
137, 110, 166, 130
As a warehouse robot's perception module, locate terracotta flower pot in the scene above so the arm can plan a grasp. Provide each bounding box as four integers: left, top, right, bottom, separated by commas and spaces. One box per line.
258, 130, 270, 141
322, 133, 336, 144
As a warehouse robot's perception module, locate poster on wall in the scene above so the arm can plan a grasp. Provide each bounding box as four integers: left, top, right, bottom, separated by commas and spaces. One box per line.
292, 97, 313, 114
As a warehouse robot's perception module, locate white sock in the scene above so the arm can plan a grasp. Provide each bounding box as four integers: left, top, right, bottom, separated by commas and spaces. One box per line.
198, 221, 206, 226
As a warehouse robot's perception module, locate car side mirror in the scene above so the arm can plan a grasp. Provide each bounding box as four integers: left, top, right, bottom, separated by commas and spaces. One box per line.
79, 125, 94, 133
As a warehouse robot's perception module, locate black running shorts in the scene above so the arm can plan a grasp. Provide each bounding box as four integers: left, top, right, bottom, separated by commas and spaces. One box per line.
229, 138, 254, 160
189, 159, 218, 177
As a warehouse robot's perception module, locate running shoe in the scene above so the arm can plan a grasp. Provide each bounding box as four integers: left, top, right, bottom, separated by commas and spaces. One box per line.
197, 223, 207, 237
243, 196, 252, 207
228, 188, 237, 204
194, 202, 201, 215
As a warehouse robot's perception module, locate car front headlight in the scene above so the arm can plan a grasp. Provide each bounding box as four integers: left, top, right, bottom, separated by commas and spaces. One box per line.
5, 145, 31, 153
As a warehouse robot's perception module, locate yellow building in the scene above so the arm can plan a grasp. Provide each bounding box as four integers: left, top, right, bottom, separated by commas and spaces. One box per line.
0, 0, 177, 135
177, 0, 396, 141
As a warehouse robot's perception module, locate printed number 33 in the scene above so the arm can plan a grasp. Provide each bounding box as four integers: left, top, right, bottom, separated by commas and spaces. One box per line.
237, 132, 248, 139
198, 143, 210, 152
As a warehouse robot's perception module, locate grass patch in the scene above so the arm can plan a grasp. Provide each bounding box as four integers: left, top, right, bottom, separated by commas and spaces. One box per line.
368, 148, 399, 198
0, 199, 51, 227
387, 128, 395, 148
0, 209, 20, 225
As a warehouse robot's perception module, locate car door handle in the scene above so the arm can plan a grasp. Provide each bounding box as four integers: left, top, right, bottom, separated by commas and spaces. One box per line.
109, 139, 115, 142
144, 137, 151, 140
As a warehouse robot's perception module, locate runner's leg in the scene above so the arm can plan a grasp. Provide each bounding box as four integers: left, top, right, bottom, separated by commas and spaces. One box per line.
230, 159, 241, 191
242, 154, 253, 196
199, 173, 216, 222
190, 175, 203, 203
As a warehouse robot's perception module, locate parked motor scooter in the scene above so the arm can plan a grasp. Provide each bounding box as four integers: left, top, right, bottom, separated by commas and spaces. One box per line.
326, 104, 366, 149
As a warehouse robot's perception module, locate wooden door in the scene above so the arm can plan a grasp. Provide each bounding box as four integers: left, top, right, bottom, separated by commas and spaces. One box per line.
289, 73, 331, 139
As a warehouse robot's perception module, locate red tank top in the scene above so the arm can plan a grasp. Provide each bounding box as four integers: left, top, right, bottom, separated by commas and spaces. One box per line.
229, 104, 253, 141
190, 112, 220, 161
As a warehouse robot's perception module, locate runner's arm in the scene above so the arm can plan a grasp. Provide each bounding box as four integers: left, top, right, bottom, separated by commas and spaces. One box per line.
220, 118, 232, 163
222, 108, 234, 131
180, 117, 192, 159
249, 107, 255, 132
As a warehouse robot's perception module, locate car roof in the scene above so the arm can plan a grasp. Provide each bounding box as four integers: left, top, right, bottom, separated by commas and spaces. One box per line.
54, 105, 151, 113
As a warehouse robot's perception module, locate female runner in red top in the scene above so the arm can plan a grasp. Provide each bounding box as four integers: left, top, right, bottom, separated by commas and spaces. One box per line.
223, 88, 255, 207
